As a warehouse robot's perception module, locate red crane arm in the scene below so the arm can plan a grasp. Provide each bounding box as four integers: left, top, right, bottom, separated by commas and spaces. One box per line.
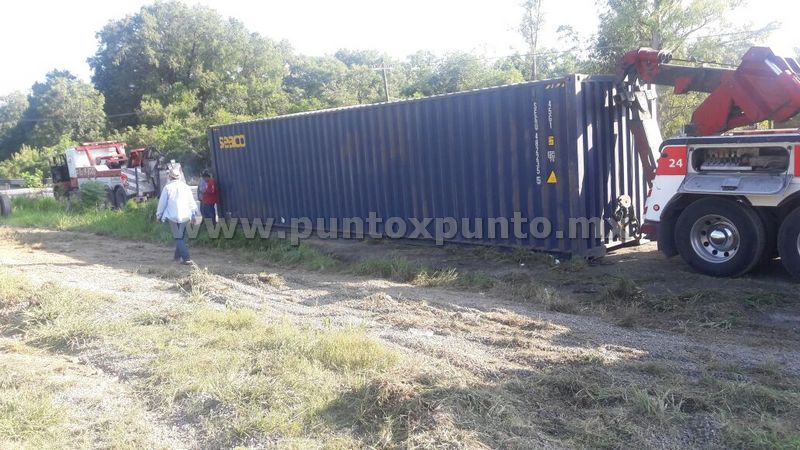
617, 47, 800, 136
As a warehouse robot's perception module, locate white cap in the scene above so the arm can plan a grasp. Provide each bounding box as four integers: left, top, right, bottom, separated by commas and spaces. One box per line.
168, 167, 181, 179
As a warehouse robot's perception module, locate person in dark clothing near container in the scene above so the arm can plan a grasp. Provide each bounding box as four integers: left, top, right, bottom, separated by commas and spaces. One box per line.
199, 170, 219, 226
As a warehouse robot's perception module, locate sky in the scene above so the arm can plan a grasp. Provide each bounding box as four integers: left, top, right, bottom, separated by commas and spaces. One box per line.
0, 0, 796, 96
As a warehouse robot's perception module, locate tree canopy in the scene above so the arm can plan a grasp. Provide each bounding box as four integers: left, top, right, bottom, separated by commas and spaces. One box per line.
0, 71, 105, 162
89, 2, 289, 128
0, 0, 783, 179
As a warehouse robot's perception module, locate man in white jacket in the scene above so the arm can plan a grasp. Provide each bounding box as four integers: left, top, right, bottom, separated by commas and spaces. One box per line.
156, 168, 199, 265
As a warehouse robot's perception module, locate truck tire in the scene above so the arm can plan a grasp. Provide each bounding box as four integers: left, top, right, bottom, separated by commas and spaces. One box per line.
0, 194, 11, 217
674, 197, 766, 277
777, 207, 800, 280
113, 187, 127, 210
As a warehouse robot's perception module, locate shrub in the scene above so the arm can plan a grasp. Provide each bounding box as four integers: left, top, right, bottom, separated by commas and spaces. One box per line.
21, 170, 44, 188
76, 181, 107, 211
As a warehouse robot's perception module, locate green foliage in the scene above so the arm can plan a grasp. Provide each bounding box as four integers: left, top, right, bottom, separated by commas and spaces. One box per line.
0, 72, 101, 164
519, 0, 545, 80
284, 55, 350, 110
0, 92, 29, 160
76, 181, 107, 211
89, 2, 288, 129
20, 170, 44, 188
10, 196, 63, 213
0, 139, 69, 181
400, 52, 524, 97
25, 71, 107, 148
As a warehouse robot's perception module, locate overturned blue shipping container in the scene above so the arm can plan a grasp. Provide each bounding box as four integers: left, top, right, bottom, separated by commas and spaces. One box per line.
209, 75, 648, 257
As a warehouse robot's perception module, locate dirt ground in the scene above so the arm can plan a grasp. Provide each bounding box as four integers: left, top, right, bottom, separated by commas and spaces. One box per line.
1, 227, 798, 448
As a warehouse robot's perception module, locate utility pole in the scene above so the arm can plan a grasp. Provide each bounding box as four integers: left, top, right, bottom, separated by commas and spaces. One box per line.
372, 62, 392, 102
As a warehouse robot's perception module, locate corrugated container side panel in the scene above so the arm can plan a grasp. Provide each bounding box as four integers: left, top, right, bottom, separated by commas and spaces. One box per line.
577, 78, 592, 253
323, 112, 338, 219
254, 120, 266, 219
267, 118, 282, 219
586, 79, 605, 248
555, 81, 573, 253
598, 83, 615, 244
525, 88, 540, 248
563, 78, 583, 253
210, 76, 647, 256
286, 118, 301, 218
272, 119, 287, 220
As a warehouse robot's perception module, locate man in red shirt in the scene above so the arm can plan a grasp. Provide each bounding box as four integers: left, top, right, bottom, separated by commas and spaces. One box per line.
199, 170, 219, 226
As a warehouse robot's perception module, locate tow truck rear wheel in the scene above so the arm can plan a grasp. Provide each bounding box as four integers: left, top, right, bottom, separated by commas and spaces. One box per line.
777, 207, 800, 280
674, 197, 766, 277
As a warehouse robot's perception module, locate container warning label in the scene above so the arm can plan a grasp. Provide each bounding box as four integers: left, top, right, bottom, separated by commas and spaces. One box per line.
533, 99, 542, 185
546, 100, 557, 178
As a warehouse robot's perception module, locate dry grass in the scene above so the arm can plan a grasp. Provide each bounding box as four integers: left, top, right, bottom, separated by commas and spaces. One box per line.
0, 373, 66, 449
113, 307, 401, 447
257, 271, 286, 287
177, 266, 231, 304
0, 268, 35, 307
2, 258, 799, 448
0, 343, 162, 449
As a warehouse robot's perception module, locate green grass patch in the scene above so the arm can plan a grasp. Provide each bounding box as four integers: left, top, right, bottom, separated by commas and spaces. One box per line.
354, 257, 496, 291
2, 196, 337, 271
355, 257, 418, 282
21, 283, 114, 350
0, 374, 66, 449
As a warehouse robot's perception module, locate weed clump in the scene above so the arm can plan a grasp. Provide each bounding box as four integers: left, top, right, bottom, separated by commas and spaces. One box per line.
177, 267, 230, 304
21, 283, 112, 350
601, 277, 645, 304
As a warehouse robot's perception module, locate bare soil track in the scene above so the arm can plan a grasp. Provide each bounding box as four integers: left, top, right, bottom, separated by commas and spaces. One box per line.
1, 227, 798, 448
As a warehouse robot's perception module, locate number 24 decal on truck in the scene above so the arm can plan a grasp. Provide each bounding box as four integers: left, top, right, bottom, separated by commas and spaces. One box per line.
657, 145, 688, 176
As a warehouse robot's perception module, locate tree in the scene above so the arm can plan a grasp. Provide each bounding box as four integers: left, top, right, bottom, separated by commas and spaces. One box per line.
0, 92, 30, 160
593, 0, 775, 136
498, 26, 590, 80
112, 83, 251, 168
284, 55, 349, 111
400, 52, 524, 97
519, 0, 545, 80
25, 71, 107, 148
333, 49, 394, 104
89, 2, 288, 128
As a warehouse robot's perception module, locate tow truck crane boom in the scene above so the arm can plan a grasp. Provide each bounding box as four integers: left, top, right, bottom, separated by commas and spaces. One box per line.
618, 47, 800, 135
